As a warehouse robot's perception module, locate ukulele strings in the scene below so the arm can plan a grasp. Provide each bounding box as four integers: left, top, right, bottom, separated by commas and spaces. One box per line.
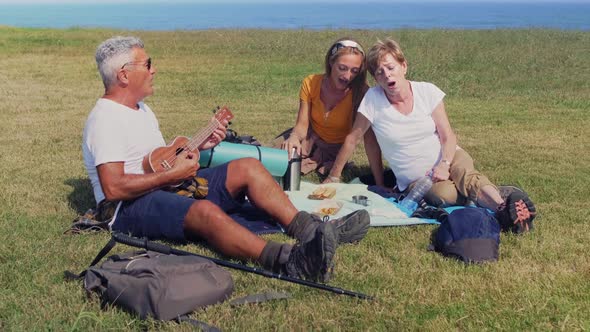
163, 118, 220, 166
164, 119, 219, 165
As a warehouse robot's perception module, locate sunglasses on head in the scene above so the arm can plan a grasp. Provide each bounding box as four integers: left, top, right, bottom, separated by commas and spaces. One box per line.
121, 57, 152, 70
330, 40, 364, 56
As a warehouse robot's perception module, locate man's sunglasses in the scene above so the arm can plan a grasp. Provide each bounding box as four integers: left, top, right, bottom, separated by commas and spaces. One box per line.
121, 57, 152, 70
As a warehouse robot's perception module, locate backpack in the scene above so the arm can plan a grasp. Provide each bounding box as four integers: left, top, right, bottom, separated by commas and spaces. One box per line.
223, 128, 261, 146
430, 207, 501, 264
65, 238, 234, 327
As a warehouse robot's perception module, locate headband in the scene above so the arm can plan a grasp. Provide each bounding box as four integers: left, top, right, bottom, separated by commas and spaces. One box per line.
330, 40, 365, 56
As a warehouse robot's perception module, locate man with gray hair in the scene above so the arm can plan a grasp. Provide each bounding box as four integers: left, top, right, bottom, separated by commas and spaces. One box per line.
82, 36, 370, 282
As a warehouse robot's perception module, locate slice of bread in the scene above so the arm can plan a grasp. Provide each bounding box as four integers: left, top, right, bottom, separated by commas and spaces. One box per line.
308, 186, 337, 200
313, 199, 343, 216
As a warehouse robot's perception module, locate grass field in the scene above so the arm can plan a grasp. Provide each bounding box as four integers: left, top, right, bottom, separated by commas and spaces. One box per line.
0, 27, 589, 331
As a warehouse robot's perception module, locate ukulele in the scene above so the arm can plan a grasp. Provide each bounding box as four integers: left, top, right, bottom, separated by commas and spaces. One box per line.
142, 106, 234, 174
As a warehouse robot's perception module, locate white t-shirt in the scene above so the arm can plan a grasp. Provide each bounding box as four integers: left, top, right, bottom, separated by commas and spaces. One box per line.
82, 98, 166, 204
358, 81, 445, 191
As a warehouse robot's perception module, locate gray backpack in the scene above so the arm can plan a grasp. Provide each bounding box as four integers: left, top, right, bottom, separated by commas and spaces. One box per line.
65, 238, 234, 327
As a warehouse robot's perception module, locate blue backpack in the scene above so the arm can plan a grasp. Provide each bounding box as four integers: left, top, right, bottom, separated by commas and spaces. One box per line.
431, 207, 500, 264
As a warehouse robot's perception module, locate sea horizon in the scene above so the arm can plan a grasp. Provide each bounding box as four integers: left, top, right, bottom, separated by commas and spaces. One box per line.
1, 1, 589, 31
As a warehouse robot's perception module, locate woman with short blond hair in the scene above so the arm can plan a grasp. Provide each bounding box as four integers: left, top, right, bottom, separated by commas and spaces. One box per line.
327, 38, 536, 233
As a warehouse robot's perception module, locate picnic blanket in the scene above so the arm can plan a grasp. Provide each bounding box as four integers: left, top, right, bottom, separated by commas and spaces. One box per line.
286, 182, 439, 227
230, 181, 440, 235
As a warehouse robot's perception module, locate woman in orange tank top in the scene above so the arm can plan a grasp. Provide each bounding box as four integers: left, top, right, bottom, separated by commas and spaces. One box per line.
273, 38, 369, 179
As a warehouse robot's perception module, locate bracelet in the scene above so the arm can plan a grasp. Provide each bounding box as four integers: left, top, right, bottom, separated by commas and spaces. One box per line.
441, 159, 451, 167
328, 176, 341, 182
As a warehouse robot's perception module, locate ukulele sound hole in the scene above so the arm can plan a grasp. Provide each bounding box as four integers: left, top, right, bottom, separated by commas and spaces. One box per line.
175, 147, 185, 155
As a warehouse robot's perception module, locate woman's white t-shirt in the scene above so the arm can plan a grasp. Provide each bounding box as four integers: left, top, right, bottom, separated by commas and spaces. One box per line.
358, 81, 445, 191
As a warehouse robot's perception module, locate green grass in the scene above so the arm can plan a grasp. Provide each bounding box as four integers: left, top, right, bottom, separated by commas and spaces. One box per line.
0, 27, 589, 331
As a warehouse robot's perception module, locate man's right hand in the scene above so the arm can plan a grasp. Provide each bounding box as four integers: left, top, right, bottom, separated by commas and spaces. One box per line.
168, 150, 200, 183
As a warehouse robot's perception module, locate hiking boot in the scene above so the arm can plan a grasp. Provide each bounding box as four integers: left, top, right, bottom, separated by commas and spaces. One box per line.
498, 185, 523, 201
284, 222, 337, 283
495, 190, 537, 234
313, 210, 370, 244
287, 210, 369, 245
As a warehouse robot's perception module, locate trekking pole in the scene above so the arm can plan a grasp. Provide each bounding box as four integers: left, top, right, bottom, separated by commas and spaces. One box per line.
112, 232, 373, 300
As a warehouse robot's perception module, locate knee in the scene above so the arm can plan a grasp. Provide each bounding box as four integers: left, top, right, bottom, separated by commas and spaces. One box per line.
229, 157, 265, 179
449, 164, 469, 183
184, 200, 226, 234
425, 181, 460, 207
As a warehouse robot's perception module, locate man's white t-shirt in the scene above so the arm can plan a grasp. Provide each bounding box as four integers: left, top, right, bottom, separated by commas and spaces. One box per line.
358, 81, 445, 191
82, 98, 166, 205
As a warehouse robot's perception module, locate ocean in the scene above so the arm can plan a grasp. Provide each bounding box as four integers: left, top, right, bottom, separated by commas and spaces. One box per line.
0, 2, 589, 31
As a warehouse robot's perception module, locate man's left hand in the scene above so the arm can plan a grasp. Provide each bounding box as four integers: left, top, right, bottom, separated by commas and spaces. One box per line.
199, 118, 228, 150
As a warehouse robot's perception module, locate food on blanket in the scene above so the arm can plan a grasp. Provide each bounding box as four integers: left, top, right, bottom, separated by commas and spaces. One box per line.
313, 200, 343, 216
307, 186, 337, 200
320, 207, 338, 215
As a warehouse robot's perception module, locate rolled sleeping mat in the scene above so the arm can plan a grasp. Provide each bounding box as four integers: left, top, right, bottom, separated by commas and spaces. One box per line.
199, 142, 289, 177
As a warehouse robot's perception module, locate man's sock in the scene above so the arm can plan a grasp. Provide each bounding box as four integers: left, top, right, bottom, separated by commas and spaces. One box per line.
285, 211, 318, 242
259, 241, 292, 272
